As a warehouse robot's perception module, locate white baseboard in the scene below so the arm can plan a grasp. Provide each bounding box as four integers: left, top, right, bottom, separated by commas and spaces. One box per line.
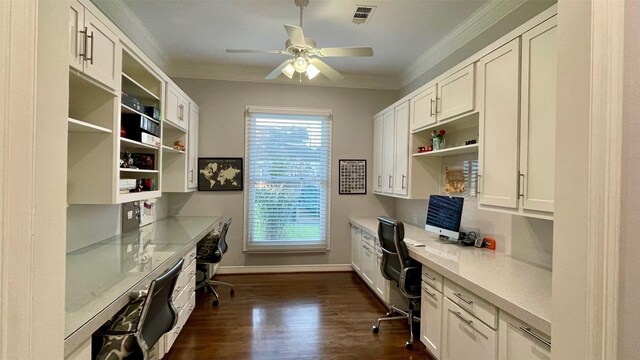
216, 264, 353, 274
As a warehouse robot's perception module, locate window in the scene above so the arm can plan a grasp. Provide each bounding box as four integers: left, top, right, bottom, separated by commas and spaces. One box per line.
244, 107, 331, 252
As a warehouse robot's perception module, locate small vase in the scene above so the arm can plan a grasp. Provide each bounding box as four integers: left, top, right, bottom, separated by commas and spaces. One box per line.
432, 137, 445, 151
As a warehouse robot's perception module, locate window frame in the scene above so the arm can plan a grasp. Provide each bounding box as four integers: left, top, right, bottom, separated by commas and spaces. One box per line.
243, 106, 332, 253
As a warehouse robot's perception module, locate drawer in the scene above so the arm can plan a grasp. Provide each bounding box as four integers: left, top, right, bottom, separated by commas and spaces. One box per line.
361, 231, 376, 248
443, 297, 497, 360
351, 225, 361, 239
422, 265, 444, 292
172, 273, 196, 308
166, 291, 196, 351
184, 246, 197, 263
173, 256, 196, 298
444, 279, 497, 329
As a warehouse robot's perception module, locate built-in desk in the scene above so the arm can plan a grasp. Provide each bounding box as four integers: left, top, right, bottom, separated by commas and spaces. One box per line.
64, 216, 220, 357
349, 217, 552, 336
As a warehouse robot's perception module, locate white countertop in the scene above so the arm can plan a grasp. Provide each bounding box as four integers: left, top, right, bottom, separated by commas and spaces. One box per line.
349, 217, 552, 336
65, 216, 220, 353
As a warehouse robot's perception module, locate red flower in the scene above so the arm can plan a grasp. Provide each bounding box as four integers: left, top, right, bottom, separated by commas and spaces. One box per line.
438, 129, 446, 136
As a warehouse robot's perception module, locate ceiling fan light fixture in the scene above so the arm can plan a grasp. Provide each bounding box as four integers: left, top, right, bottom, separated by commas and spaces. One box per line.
306, 64, 320, 79
281, 63, 296, 78
293, 56, 308, 73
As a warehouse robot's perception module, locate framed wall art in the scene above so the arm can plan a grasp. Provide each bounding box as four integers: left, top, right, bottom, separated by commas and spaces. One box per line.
339, 159, 367, 195
198, 157, 243, 191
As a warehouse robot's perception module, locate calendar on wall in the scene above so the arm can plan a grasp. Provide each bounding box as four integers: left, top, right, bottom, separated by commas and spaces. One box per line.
339, 159, 367, 195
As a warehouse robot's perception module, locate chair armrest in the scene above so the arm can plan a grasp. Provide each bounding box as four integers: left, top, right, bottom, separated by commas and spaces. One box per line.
129, 289, 148, 301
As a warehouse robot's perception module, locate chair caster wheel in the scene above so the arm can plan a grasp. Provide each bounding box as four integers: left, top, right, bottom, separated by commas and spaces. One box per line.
212, 300, 219, 307
230, 289, 235, 296
405, 342, 413, 350
372, 326, 379, 334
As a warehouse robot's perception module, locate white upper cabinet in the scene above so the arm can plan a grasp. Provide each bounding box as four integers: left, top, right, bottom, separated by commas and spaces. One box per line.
410, 85, 437, 131
393, 101, 409, 196
372, 115, 384, 193
165, 83, 189, 131
187, 103, 199, 190
477, 39, 521, 209
437, 64, 475, 122
519, 17, 557, 213
381, 109, 395, 195
410, 64, 476, 132
68, 0, 120, 90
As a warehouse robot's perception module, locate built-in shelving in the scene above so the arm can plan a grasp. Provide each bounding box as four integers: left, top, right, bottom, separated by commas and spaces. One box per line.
121, 72, 160, 102
119, 168, 159, 174
162, 145, 185, 154
121, 104, 160, 124
118, 190, 161, 203
68, 118, 112, 134
163, 118, 187, 133
121, 137, 159, 150
413, 144, 479, 158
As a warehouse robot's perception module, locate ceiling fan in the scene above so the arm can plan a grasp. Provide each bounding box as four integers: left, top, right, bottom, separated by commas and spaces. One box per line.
226, 0, 374, 81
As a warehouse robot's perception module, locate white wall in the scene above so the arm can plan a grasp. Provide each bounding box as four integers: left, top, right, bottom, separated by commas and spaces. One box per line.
170, 78, 397, 267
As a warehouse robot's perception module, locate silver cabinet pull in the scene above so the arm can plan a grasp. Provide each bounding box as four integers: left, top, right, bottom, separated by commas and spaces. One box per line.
518, 172, 525, 198
388, 175, 392, 189
79, 27, 88, 60
436, 97, 441, 114
519, 326, 551, 348
430, 99, 435, 117
377, 175, 381, 187
424, 273, 436, 282
86, 30, 94, 64
422, 286, 437, 299
190, 169, 194, 182
401, 174, 406, 189
453, 292, 474, 305
452, 310, 473, 326
476, 174, 482, 195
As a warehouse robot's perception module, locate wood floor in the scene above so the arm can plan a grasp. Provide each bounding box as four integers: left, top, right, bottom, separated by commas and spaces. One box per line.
163, 272, 433, 360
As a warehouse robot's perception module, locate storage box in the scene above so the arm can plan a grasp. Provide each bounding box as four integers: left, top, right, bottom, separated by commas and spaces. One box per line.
121, 113, 161, 137
121, 92, 144, 113
144, 106, 160, 121
140, 133, 161, 148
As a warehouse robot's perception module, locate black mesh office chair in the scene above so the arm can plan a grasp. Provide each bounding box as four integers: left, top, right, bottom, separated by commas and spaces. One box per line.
372, 216, 422, 349
94, 258, 184, 360
196, 218, 235, 306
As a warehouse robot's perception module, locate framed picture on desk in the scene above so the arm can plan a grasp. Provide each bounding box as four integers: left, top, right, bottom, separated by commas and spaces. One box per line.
198, 157, 243, 191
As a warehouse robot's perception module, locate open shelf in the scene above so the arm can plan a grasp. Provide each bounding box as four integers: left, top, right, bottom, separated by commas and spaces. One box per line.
162, 145, 185, 155
119, 168, 158, 174
121, 104, 160, 124
121, 73, 160, 102
68, 118, 112, 134
120, 137, 159, 150
413, 143, 479, 158
163, 119, 187, 133
117, 190, 161, 203
412, 112, 479, 134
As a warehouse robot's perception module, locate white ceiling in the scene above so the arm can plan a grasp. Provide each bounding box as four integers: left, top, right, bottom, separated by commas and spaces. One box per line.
120, 0, 491, 86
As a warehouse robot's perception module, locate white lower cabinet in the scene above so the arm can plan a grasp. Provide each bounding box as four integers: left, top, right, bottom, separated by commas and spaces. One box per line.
420, 281, 443, 359
442, 297, 497, 360
374, 248, 390, 302
351, 224, 391, 304
360, 241, 375, 287
351, 225, 362, 274
498, 312, 550, 360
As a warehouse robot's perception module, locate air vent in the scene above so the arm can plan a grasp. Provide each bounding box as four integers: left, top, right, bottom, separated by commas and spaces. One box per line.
352, 5, 376, 25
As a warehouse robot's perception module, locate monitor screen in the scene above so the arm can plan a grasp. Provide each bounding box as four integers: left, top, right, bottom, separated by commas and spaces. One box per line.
425, 195, 464, 239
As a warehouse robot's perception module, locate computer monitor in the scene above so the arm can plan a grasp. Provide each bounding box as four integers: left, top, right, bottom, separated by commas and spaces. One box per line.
425, 195, 464, 240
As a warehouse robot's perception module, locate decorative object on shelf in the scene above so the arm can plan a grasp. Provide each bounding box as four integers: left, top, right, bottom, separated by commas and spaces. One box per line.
120, 152, 135, 168
339, 159, 366, 195
444, 165, 465, 194
431, 129, 446, 151
173, 140, 185, 151
198, 157, 243, 191
465, 139, 477, 145
417, 146, 426, 153
131, 153, 155, 170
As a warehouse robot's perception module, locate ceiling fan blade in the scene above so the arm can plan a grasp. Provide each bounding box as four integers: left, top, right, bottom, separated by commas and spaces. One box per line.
265, 59, 294, 80
226, 49, 284, 54
284, 24, 306, 47
317, 47, 374, 57
309, 58, 344, 81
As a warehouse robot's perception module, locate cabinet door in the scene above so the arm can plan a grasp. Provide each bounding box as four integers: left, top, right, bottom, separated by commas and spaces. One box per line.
374, 250, 389, 302
519, 17, 557, 213
372, 115, 384, 193
351, 226, 362, 274
382, 110, 395, 194
82, 10, 119, 90
437, 64, 475, 121
498, 313, 550, 360
442, 298, 497, 360
361, 243, 375, 286
477, 39, 521, 209
68, 0, 84, 71
187, 103, 199, 189
393, 101, 409, 196
165, 84, 186, 130
421, 285, 443, 359
410, 85, 437, 131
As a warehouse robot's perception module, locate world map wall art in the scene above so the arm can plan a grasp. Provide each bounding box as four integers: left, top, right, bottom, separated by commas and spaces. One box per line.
198, 157, 243, 191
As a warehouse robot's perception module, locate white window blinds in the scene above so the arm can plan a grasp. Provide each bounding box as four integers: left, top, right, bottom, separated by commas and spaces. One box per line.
245, 108, 332, 251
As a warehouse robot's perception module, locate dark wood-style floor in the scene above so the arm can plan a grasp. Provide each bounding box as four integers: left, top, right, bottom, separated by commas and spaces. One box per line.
164, 272, 433, 360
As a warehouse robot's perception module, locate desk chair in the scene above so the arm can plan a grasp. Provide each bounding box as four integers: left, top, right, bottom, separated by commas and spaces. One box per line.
372, 216, 422, 349
94, 258, 184, 360
196, 218, 235, 306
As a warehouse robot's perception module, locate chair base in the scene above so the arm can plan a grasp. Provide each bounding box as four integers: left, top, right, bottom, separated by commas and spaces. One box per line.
372, 302, 420, 349
196, 278, 235, 307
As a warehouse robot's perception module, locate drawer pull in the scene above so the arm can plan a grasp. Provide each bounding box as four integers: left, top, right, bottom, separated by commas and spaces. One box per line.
173, 286, 183, 294
519, 326, 551, 348
423, 288, 437, 299
189, 252, 196, 259
452, 310, 473, 326
173, 326, 182, 335
189, 270, 196, 277
453, 292, 474, 305
423, 273, 437, 282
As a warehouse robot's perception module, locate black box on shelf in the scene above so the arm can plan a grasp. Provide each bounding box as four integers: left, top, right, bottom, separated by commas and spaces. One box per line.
131, 153, 155, 170
144, 106, 160, 121
121, 113, 160, 137
121, 91, 144, 113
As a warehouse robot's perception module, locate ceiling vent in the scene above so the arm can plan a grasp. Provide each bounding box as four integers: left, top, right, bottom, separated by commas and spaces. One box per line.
352, 5, 376, 25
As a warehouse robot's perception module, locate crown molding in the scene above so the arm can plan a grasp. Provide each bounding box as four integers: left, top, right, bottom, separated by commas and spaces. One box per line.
89, 0, 171, 71
400, 0, 529, 88
168, 60, 403, 90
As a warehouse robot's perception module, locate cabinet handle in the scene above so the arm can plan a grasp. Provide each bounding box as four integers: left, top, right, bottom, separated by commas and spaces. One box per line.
388, 175, 392, 189
518, 172, 525, 198
401, 174, 406, 190
423, 273, 436, 282
430, 99, 435, 117
476, 174, 482, 195
86, 30, 94, 65
377, 175, 381, 187
79, 27, 88, 60
452, 310, 473, 326
423, 286, 437, 299
519, 326, 551, 348
453, 292, 474, 306
436, 97, 441, 114
190, 169, 194, 182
